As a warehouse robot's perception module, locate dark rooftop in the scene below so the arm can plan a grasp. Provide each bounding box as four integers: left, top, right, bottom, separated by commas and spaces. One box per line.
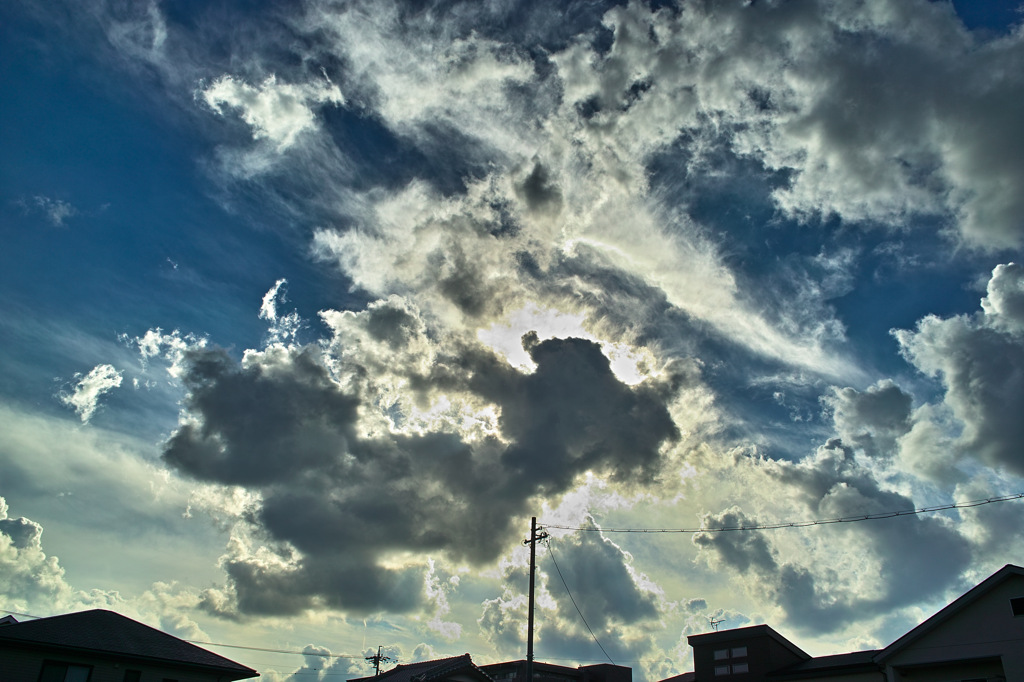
0, 609, 257, 679
768, 649, 880, 680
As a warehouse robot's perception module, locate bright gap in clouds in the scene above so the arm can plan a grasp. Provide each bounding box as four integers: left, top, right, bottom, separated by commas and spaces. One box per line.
477, 303, 654, 385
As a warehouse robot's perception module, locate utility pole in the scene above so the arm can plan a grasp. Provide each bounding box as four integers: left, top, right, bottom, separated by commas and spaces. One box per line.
523, 517, 549, 682
366, 645, 392, 676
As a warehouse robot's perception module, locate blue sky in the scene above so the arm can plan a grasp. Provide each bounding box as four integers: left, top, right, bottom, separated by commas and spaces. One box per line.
2, 1, 1024, 679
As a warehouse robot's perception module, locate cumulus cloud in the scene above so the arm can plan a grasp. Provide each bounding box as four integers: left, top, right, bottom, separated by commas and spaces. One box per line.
980, 262, 1024, 332
825, 379, 913, 460
162, 331, 678, 616
479, 524, 665, 676
545, 0, 1024, 248
0, 497, 74, 611
692, 439, 971, 634
0, 497, 209, 642
895, 263, 1024, 476
59, 364, 123, 422
537, 527, 663, 667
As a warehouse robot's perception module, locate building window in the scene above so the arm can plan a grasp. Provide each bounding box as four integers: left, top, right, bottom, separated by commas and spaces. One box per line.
731, 646, 747, 658
1011, 597, 1024, 617
123, 671, 142, 682
713, 649, 729, 660
713, 663, 749, 676
39, 662, 92, 682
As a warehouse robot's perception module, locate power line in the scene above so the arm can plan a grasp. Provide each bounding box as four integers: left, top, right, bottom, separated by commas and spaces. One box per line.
185, 640, 363, 659
544, 539, 616, 666
539, 492, 1024, 533
0, 609, 40, 620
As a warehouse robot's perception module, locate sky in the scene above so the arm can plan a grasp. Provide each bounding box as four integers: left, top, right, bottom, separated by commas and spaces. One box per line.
2, 0, 1024, 679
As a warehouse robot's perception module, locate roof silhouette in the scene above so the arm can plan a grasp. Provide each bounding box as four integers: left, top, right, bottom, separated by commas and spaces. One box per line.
0, 609, 256, 677
352, 653, 493, 682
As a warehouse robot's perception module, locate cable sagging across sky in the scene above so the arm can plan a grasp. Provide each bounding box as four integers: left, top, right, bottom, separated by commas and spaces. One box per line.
539, 492, 1024, 533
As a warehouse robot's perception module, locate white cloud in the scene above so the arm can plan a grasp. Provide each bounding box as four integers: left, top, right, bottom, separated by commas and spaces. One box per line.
32, 196, 78, 226
547, 0, 1024, 249
130, 328, 207, 380
202, 74, 343, 151
259, 279, 303, 346
59, 364, 123, 423
0, 496, 72, 610
980, 262, 1024, 332
895, 263, 1024, 477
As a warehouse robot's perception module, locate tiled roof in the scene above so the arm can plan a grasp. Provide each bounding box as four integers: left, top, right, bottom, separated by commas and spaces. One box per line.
352, 654, 493, 682
0, 609, 257, 679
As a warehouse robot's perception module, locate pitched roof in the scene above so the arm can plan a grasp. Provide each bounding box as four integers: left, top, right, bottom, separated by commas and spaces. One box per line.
657, 673, 695, 682
352, 654, 493, 682
0, 609, 257, 679
877, 563, 1024, 662
687, 624, 810, 661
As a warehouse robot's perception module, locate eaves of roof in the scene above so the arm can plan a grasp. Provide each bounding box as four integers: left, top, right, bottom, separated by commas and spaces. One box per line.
875, 563, 1024, 663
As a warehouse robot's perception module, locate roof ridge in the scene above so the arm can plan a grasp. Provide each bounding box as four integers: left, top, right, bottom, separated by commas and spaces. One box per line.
876, 563, 1024, 662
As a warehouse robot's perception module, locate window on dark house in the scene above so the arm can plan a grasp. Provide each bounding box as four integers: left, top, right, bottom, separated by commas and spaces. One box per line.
38, 662, 92, 682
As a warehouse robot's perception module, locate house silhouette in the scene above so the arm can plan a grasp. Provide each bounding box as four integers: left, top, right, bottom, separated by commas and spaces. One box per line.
0, 609, 258, 682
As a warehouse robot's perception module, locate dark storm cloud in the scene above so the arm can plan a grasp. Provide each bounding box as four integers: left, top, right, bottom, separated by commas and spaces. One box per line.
164, 347, 361, 486
471, 335, 679, 492
164, 335, 678, 616
516, 162, 563, 215
544, 526, 659, 628
433, 241, 499, 318
364, 299, 425, 348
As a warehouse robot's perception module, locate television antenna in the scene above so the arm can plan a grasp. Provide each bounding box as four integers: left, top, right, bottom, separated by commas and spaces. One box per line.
709, 616, 725, 631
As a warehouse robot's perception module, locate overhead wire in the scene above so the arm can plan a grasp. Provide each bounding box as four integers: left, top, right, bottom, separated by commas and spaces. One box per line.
539, 492, 1024, 533
183, 640, 363, 658
0, 609, 364, 663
